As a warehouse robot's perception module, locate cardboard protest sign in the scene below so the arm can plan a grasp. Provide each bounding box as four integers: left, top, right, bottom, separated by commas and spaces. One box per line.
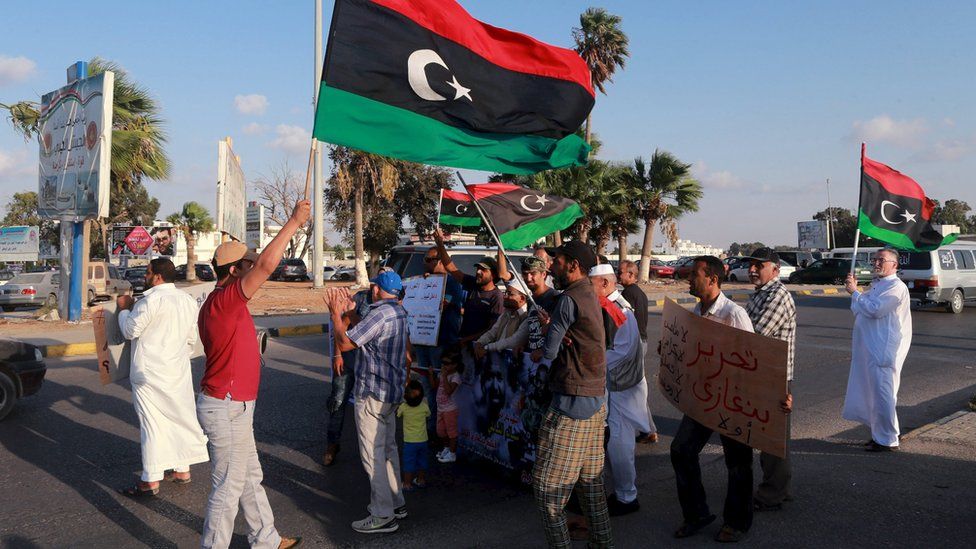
92, 283, 215, 385
658, 299, 789, 458
401, 274, 446, 346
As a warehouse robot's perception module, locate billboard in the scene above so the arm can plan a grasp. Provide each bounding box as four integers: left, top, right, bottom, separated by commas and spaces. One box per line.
246, 202, 265, 250
111, 225, 177, 257
37, 72, 114, 220
797, 220, 828, 249
216, 138, 246, 241
0, 226, 40, 262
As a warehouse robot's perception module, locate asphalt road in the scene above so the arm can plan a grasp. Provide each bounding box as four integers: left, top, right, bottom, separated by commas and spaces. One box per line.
1, 295, 974, 548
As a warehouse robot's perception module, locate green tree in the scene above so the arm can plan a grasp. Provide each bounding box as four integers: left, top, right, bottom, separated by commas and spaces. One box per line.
813, 207, 878, 247
332, 244, 346, 261
633, 151, 703, 282
166, 202, 214, 282
573, 7, 629, 145
932, 199, 972, 233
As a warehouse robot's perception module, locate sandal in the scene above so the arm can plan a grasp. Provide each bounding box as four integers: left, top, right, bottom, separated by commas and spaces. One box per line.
673, 514, 716, 538
119, 482, 159, 498
411, 478, 427, 489
164, 471, 192, 484
714, 524, 746, 543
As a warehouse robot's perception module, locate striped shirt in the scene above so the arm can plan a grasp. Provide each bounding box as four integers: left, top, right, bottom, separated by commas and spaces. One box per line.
346, 299, 409, 403
746, 279, 797, 380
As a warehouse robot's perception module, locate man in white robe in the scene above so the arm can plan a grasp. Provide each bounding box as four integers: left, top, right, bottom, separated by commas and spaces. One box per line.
842, 248, 912, 452
590, 264, 651, 516
117, 258, 209, 496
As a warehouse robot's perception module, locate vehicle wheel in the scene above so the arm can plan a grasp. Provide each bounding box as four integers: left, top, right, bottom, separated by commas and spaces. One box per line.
788, 273, 800, 284
1, 306, 15, 312
0, 372, 17, 421
87, 290, 95, 305
946, 289, 964, 314
729, 274, 738, 282
46, 293, 57, 308
831, 277, 844, 285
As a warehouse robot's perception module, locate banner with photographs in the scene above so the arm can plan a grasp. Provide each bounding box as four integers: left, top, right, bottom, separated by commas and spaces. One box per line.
110, 226, 177, 257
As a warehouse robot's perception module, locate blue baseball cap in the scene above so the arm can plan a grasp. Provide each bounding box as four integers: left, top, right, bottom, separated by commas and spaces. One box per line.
370, 271, 403, 295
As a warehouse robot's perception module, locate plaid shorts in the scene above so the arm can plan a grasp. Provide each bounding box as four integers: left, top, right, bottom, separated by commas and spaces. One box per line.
532, 404, 612, 548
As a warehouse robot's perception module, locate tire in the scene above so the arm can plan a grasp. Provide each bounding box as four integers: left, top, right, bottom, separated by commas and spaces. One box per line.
0, 372, 17, 421
729, 274, 738, 282
946, 289, 964, 314
1, 306, 15, 312
788, 273, 800, 284
87, 290, 95, 306
831, 277, 844, 285
46, 294, 57, 308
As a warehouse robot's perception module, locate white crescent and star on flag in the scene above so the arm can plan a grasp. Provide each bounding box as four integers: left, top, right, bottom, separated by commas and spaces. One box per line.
519, 194, 549, 212
407, 49, 473, 102
880, 200, 917, 225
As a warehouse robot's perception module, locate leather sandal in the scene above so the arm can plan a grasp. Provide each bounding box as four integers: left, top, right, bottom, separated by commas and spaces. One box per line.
164, 471, 192, 484
714, 524, 746, 543
119, 482, 159, 498
673, 514, 716, 538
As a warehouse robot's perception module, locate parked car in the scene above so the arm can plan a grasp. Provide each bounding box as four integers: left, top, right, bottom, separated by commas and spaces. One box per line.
777, 250, 817, 269
0, 271, 13, 286
272, 258, 309, 282
175, 263, 217, 282
0, 272, 60, 311
898, 244, 976, 313
672, 257, 697, 279
788, 258, 873, 285
332, 266, 357, 281
0, 338, 46, 420
323, 266, 337, 280
384, 245, 533, 279
645, 259, 675, 278
726, 258, 796, 282
123, 266, 148, 295
87, 261, 132, 305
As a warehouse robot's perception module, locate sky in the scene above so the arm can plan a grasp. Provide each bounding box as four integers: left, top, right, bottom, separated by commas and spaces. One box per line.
2, 0, 975, 250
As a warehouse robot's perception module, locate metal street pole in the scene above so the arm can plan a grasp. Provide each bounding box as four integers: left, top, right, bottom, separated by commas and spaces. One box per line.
312, 0, 325, 288
65, 61, 88, 322
825, 177, 834, 250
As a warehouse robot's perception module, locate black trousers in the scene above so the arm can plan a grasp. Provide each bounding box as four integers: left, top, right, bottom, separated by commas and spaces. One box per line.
670, 415, 753, 532
756, 413, 792, 505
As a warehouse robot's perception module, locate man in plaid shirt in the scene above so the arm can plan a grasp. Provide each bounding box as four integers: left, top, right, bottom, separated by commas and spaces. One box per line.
745, 248, 796, 512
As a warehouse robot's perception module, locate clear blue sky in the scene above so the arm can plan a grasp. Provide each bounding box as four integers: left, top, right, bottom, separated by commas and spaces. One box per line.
2, 0, 974, 248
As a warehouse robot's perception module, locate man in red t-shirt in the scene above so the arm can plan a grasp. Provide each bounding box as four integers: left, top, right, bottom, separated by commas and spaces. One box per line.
196, 199, 310, 549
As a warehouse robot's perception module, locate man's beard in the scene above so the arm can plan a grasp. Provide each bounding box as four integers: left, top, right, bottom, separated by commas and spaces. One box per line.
552, 272, 570, 290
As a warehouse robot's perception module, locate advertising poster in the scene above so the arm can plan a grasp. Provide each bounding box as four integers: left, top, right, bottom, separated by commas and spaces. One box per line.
111, 226, 177, 257
0, 226, 40, 262
797, 220, 828, 249
216, 139, 246, 241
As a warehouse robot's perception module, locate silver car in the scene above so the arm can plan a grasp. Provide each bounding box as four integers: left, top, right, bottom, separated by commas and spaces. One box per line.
0, 272, 60, 311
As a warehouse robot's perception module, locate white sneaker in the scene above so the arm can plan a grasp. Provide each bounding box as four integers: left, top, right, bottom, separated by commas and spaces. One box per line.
437, 450, 456, 463
351, 514, 398, 534
435, 448, 448, 460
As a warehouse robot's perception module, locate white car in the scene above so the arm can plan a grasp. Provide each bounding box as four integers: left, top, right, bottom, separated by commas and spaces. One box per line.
726, 259, 795, 282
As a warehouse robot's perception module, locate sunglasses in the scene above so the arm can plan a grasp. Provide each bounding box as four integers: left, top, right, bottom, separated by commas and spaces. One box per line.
424, 257, 439, 263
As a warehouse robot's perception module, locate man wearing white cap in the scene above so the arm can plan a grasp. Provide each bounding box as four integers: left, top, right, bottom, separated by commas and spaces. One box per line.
589, 263, 651, 516
196, 200, 310, 549
474, 276, 531, 357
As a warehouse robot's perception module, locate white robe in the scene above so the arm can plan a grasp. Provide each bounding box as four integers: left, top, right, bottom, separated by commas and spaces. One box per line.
119, 283, 209, 475
842, 274, 912, 447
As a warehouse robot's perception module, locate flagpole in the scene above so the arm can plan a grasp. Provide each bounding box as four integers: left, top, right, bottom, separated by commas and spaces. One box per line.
303, 139, 316, 199
436, 188, 444, 236
850, 143, 865, 276
456, 171, 537, 309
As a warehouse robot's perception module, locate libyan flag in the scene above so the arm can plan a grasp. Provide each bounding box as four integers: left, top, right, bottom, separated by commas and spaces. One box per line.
438, 189, 480, 227
859, 149, 958, 251
313, 0, 594, 174
463, 183, 583, 249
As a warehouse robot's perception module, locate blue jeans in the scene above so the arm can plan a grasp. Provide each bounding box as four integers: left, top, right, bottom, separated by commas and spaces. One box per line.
413, 345, 442, 430
326, 351, 356, 445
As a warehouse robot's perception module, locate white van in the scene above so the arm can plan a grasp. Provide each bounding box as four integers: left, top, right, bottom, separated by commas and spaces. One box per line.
898, 243, 976, 313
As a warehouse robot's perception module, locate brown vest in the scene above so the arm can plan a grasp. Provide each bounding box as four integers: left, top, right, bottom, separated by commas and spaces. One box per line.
548, 278, 606, 397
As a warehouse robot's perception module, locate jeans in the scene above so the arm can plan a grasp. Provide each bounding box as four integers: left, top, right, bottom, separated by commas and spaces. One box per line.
196, 393, 281, 549
670, 414, 753, 532
326, 351, 356, 445
413, 345, 442, 430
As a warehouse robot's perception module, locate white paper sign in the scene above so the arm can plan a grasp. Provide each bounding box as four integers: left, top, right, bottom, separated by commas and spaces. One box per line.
401, 274, 446, 347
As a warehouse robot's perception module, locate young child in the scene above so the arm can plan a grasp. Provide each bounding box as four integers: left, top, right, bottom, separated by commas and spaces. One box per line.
398, 380, 430, 490
431, 347, 462, 463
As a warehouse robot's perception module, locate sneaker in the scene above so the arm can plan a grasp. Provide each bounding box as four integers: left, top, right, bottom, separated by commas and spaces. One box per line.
351, 515, 398, 534
437, 450, 456, 463
435, 448, 448, 460
394, 505, 408, 519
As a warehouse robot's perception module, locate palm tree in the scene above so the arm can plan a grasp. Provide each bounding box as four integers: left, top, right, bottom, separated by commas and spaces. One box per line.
328, 146, 399, 286
633, 151, 703, 282
573, 7, 629, 144
2, 58, 171, 253
167, 202, 214, 282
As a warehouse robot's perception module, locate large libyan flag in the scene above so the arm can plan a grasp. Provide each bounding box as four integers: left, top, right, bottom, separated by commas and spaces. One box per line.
460, 183, 583, 249
313, 0, 595, 174
859, 148, 958, 251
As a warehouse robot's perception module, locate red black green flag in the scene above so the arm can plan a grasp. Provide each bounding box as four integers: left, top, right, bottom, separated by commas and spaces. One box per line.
859, 147, 958, 251
467, 183, 583, 249
313, 0, 594, 174
438, 189, 480, 227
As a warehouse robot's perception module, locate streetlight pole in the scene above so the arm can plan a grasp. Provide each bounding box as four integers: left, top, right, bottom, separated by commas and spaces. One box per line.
312, 0, 325, 288
825, 177, 834, 250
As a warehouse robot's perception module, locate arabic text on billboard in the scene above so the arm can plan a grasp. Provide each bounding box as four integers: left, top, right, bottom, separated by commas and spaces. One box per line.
797, 220, 828, 249
38, 72, 114, 220
0, 226, 41, 261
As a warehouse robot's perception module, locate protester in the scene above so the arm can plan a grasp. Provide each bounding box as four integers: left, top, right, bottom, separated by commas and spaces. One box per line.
669, 255, 754, 543
323, 287, 371, 467
197, 200, 309, 549
433, 229, 504, 349
326, 270, 410, 534
529, 241, 612, 548
474, 277, 530, 356
398, 380, 431, 491
533, 245, 555, 287
431, 346, 463, 463
617, 259, 660, 444
744, 248, 796, 510
842, 248, 912, 452
413, 246, 464, 430
493, 256, 560, 355
116, 258, 209, 497
589, 263, 650, 517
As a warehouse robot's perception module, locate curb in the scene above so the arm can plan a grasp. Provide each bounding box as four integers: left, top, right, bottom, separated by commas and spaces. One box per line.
39, 323, 332, 358
649, 288, 842, 308
900, 410, 970, 441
